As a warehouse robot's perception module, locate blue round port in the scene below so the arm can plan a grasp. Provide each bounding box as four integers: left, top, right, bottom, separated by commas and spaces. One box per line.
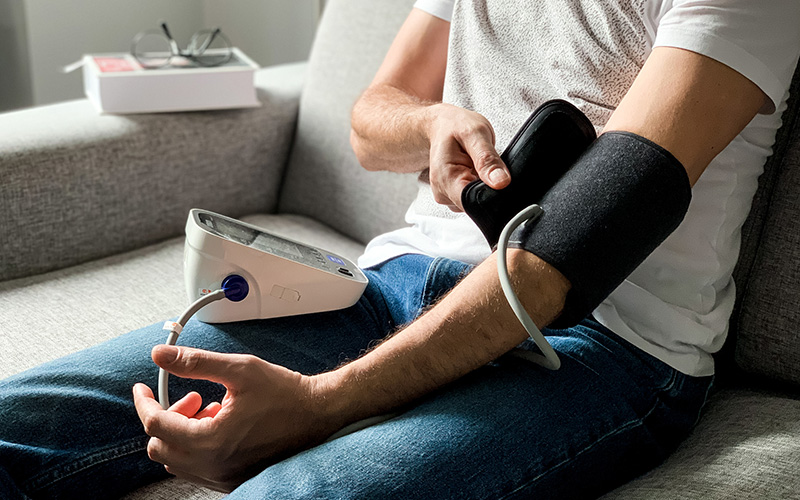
221, 274, 249, 302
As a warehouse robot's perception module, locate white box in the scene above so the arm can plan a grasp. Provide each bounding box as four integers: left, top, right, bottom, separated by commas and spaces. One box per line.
80, 48, 260, 114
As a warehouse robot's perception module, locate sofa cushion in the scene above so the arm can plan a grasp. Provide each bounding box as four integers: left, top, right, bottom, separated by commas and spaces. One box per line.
121, 478, 225, 500
0, 213, 364, 379
0, 64, 306, 283
121, 479, 222, 500
728, 61, 800, 387
278, 0, 419, 245
601, 389, 800, 499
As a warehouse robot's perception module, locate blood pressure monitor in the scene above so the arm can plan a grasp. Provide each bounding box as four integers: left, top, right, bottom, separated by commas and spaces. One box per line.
184, 209, 368, 323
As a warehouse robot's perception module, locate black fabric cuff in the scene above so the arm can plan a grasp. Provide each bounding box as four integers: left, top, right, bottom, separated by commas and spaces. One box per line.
509, 131, 692, 328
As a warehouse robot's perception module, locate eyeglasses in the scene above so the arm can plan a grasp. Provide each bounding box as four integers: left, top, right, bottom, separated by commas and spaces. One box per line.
131, 21, 233, 69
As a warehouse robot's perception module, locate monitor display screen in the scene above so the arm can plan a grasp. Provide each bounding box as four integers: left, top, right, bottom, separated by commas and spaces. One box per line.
197, 212, 325, 268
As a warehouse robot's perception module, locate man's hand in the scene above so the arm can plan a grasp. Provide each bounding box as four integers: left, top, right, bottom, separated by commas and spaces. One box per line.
133, 345, 340, 492
425, 103, 510, 211
353, 87, 510, 211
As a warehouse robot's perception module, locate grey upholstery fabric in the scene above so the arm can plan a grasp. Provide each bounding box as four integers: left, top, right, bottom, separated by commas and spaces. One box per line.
278, 0, 419, 245
122, 479, 225, 500
721, 112, 793, 381
728, 62, 800, 386
120, 480, 223, 500
601, 389, 800, 500
0, 63, 305, 283
0, 213, 364, 379
734, 117, 800, 385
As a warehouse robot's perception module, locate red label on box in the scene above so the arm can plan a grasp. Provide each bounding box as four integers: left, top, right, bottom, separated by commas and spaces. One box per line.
94, 57, 137, 72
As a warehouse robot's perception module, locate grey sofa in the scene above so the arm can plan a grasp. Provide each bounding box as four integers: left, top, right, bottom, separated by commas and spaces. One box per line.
2, 0, 799, 498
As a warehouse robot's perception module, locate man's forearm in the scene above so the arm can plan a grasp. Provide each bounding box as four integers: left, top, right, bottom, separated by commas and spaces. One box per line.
315, 249, 570, 425
350, 84, 437, 174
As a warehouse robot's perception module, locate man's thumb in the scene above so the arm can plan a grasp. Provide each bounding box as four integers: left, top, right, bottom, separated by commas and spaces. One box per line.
470, 147, 510, 190
152, 345, 241, 385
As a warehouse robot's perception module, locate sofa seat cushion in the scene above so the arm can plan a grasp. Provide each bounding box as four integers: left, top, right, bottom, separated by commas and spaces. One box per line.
120, 479, 223, 500
602, 388, 800, 499
0, 213, 365, 380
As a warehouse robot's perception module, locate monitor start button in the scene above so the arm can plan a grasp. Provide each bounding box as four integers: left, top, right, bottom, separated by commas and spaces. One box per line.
327, 255, 346, 266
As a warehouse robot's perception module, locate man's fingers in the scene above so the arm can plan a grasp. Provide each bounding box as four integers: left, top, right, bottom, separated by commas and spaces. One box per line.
459, 127, 510, 190
152, 345, 253, 387
195, 401, 223, 419
168, 391, 203, 417
167, 391, 220, 419
444, 175, 474, 212
133, 383, 206, 446
148, 437, 230, 491
146, 436, 186, 467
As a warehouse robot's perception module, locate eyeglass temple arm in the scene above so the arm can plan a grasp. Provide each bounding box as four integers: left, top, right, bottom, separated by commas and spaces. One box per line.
160, 21, 180, 55
196, 28, 222, 54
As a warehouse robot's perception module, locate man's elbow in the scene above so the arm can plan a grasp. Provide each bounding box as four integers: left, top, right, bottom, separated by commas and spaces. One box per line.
349, 128, 381, 172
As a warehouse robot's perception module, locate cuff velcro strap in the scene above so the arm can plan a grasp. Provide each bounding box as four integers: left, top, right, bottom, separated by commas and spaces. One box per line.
509, 131, 692, 328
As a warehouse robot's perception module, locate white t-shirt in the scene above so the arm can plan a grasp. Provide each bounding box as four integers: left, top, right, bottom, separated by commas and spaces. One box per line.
358, 0, 800, 377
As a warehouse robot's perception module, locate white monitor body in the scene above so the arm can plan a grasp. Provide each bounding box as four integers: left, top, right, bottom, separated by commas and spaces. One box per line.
184, 209, 368, 323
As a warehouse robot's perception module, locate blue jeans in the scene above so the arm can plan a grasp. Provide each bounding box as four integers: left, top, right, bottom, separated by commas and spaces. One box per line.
0, 254, 712, 499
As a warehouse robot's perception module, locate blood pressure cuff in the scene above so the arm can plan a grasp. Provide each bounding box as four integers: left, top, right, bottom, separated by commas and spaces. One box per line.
462, 99, 597, 248
508, 131, 692, 328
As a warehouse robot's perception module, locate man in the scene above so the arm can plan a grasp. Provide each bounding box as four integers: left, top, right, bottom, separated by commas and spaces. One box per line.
1, 0, 798, 498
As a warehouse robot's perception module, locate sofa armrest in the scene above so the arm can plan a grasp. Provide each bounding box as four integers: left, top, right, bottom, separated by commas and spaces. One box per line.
0, 62, 306, 282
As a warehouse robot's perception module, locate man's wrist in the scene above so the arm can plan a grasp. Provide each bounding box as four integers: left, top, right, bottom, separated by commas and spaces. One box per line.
308, 365, 364, 429
350, 84, 441, 174
411, 100, 443, 152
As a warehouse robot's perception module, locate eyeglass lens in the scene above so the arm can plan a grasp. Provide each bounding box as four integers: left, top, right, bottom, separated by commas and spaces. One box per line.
188, 29, 232, 66
132, 31, 173, 68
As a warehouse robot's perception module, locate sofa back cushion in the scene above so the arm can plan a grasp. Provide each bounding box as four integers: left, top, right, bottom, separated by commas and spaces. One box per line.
729, 62, 800, 387
278, 0, 419, 245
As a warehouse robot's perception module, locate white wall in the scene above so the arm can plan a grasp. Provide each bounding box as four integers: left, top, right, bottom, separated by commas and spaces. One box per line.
203, 0, 320, 70
0, 0, 32, 111
23, 0, 204, 108
0, 0, 320, 112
